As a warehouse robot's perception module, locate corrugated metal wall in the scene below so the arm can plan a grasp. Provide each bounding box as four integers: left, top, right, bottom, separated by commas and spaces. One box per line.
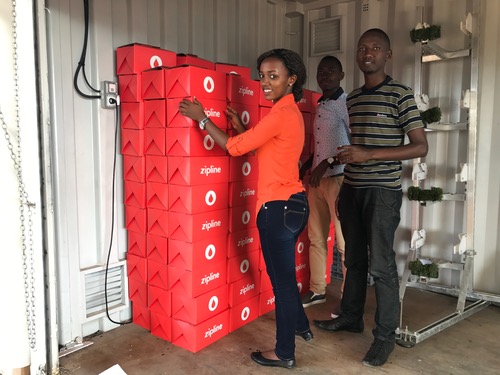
45, 0, 500, 346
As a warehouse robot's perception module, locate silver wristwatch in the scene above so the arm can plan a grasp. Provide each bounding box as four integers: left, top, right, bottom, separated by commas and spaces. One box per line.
199, 117, 209, 130
327, 157, 336, 169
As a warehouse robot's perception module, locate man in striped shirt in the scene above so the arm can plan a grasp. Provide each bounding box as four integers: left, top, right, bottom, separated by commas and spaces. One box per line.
314, 28, 428, 367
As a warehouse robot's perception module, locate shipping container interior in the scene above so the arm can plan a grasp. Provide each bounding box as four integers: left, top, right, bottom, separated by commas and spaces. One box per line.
1, 0, 500, 373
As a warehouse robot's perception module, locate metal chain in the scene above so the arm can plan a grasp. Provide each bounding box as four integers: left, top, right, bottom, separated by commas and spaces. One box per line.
0, 0, 38, 350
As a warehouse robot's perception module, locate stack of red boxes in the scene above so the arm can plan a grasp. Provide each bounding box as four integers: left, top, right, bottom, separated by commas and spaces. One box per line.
118, 43, 331, 353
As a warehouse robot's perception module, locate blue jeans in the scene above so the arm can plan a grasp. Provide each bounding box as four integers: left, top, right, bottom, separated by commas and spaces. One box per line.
257, 192, 310, 360
338, 184, 402, 342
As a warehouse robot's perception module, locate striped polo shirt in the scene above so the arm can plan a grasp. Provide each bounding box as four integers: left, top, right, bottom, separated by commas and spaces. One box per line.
345, 76, 424, 190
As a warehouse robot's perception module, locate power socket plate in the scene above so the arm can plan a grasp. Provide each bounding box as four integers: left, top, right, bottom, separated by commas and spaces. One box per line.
101, 81, 118, 109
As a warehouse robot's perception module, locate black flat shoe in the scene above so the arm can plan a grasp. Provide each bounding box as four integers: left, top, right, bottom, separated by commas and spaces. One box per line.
250, 351, 295, 369
295, 328, 314, 341
314, 315, 364, 333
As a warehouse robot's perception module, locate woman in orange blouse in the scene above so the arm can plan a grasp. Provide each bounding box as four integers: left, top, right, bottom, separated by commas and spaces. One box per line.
179, 48, 311, 369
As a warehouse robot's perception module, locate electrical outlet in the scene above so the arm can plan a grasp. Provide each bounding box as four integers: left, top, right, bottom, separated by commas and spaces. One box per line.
101, 81, 118, 109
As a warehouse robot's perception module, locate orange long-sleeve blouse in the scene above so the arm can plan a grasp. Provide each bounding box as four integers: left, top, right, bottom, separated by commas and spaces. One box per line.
225, 94, 305, 213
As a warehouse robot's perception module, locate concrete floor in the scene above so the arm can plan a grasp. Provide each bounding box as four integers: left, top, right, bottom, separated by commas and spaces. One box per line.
59, 280, 500, 375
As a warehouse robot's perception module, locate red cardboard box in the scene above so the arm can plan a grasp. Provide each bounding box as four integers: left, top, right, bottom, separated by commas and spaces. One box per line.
123, 155, 145, 183
168, 183, 229, 214
168, 236, 227, 271
146, 233, 168, 265
229, 295, 259, 332
146, 181, 169, 210
121, 102, 144, 130
171, 284, 228, 325
148, 284, 171, 316
311, 91, 322, 112
228, 179, 258, 208
227, 250, 260, 284
228, 275, 260, 307
148, 258, 169, 290
215, 63, 251, 79
260, 270, 272, 293
295, 256, 309, 279
229, 155, 259, 182
128, 276, 147, 307
127, 253, 147, 283
296, 274, 310, 297
165, 128, 228, 157
132, 303, 151, 331
166, 97, 228, 130
297, 89, 316, 113
127, 231, 147, 258
145, 155, 168, 183
258, 289, 275, 316
228, 205, 256, 233
168, 209, 229, 243
142, 67, 167, 100
144, 99, 167, 128
176, 53, 215, 70
168, 259, 227, 298
150, 310, 171, 342
121, 129, 144, 156
171, 310, 229, 353
116, 43, 176, 75
226, 74, 260, 105
118, 74, 142, 103
124, 181, 146, 209
327, 224, 335, 249
147, 207, 169, 238
259, 106, 271, 119
125, 205, 147, 234
226, 227, 260, 258
302, 133, 312, 157
167, 156, 229, 186
227, 103, 260, 131
165, 65, 226, 101
144, 128, 166, 155
302, 112, 313, 135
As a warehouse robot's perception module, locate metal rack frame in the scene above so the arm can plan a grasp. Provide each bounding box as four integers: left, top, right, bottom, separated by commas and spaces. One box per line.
396, 0, 492, 348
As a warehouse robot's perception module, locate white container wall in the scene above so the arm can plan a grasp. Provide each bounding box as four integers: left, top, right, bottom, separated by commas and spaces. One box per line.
1, 2, 497, 371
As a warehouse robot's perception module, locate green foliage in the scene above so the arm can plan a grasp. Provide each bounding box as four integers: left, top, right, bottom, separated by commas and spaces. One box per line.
420, 107, 442, 125
410, 25, 441, 43
407, 186, 443, 202
409, 260, 439, 278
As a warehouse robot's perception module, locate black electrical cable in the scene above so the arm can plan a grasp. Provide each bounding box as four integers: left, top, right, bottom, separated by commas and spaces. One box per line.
73, 0, 101, 99
104, 98, 131, 325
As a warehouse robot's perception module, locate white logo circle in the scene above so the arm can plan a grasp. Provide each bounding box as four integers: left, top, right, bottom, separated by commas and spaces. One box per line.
203, 76, 215, 93
204, 134, 215, 150
205, 191, 216, 206
240, 259, 250, 274
208, 296, 219, 311
297, 283, 303, 293
150, 55, 162, 68
297, 242, 304, 254
241, 211, 250, 225
205, 244, 216, 260
241, 162, 251, 176
241, 111, 250, 126
241, 307, 250, 321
